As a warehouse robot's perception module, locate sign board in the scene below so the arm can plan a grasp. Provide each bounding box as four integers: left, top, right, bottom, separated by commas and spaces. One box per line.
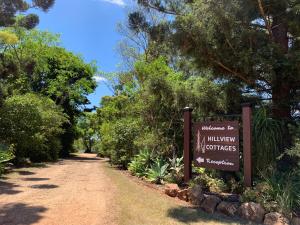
194, 121, 239, 171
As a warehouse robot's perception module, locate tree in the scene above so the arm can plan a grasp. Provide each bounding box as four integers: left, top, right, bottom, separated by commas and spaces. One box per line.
0, 28, 97, 157
0, 93, 68, 163
76, 112, 99, 153
0, 0, 55, 29
136, 0, 300, 121
131, 0, 300, 158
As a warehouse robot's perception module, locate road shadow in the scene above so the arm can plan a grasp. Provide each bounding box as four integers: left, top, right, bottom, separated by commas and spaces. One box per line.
167, 206, 256, 225
0, 181, 22, 195
0, 203, 47, 225
30, 184, 58, 189
17, 171, 36, 176
22, 178, 50, 181
67, 156, 101, 162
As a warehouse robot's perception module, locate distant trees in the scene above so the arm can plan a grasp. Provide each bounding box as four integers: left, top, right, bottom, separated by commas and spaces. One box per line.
0, 0, 55, 29
76, 113, 99, 153
0, 27, 97, 162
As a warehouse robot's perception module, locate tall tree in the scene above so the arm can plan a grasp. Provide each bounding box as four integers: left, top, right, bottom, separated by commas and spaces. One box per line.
135, 0, 300, 121
0, 0, 55, 29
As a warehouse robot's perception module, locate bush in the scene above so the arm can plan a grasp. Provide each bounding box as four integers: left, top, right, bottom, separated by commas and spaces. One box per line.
0, 93, 68, 163
146, 158, 169, 184
99, 118, 140, 168
192, 167, 228, 193
253, 107, 283, 173
242, 169, 300, 217
166, 156, 184, 184
128, 149, 153, 177
0, 144, 14, 175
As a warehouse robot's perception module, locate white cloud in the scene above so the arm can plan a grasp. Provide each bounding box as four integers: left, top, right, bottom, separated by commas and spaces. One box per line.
100, 0, 126, 6
93, 76, 107, 83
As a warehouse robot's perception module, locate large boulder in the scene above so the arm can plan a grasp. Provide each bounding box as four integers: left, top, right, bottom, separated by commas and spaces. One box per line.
238, 202, 266, 223
264, 212, 290, 225
200, 195, 222, 214
177, 189, 189, 202
217, 201, 240, 217
188, 184, 204, 205
164, 183, 180, 197
292, 217, 300, 225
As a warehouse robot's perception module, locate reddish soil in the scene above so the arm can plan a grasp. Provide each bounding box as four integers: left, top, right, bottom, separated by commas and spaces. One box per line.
0, 154, 117, 225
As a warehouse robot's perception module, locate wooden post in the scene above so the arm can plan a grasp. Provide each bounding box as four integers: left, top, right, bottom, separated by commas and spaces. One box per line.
242, 103, 252, 187
184, 107, 193, 183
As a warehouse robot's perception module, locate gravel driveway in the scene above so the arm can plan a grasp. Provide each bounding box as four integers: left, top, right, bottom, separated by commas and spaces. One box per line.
0, 154, 117, 225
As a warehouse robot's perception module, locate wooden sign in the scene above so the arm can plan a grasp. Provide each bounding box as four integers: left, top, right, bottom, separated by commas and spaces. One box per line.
194, 121, 239, 171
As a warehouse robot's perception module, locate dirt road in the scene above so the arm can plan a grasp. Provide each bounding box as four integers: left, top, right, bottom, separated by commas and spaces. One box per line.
0, 154, 117, 225
0, 153, 246, 225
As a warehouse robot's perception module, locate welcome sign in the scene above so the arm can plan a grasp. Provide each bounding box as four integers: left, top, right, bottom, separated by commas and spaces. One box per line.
194, 121, 240, 171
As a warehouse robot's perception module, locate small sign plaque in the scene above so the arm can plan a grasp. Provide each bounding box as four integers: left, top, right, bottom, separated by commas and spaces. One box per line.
194, 121, 239, 171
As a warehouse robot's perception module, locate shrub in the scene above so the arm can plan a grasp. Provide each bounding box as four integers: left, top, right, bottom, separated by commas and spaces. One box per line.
192, 167, 228, 193
146, 158, 169, 184
0, 144, 14, 175
253, 107, 283, 173
167, 156, 184, 184
0, 93, 67, 163
128, 149, 153, 177
99, 118, 140, 168
242, 169, 300, 217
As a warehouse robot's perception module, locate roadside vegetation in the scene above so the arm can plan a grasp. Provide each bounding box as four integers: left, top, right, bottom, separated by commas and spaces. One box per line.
91, 0, 300, 220
1, 0, 300, 223
0, 1, 96, 171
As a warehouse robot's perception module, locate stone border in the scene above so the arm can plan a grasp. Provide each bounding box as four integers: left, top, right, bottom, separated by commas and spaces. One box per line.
165, 183, 299, 225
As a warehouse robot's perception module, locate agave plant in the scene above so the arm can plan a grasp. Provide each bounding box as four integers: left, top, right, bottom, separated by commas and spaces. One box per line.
128, 149, 153, 177
168, 156, 184, 184
146, 158, 169, 184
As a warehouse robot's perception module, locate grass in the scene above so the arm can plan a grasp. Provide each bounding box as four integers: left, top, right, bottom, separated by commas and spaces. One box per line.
103, 163, 255, 225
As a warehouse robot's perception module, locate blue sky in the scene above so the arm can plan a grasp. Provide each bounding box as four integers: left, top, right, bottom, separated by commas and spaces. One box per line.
35, 0, 133, 107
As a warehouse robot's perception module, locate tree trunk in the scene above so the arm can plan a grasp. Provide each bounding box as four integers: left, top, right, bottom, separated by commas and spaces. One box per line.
270, 17, 294, 170
271, 17, 291, 120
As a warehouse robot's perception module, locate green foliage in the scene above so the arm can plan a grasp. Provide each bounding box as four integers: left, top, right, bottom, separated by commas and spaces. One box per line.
167, 156, 184, 184
128, 149, 153, 177
99, 118, 140, 168
0, 144, 14, 175
146, 158, 169, 184
242, 169, 300, 217
253, 107, 284, 172
193, 167, 228, 193
0, 28, 97, 157
0, 0, 55, 28
0, 93, 67, 163
76, 112, 99, 153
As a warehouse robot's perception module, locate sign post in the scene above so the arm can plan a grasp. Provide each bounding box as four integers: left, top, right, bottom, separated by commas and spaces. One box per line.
194, 121, 240, 171
242, 103, 252, 187
183, 107, 193, 183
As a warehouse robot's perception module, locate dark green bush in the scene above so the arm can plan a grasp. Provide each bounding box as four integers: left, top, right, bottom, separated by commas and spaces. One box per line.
253, 107, 283, 173
0, 144, 14, 175
0, 93, 67, 163
99, 118, 140, 168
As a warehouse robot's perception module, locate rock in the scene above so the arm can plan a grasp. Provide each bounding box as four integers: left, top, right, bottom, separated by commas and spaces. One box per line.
200, 195, 222, 213
218, 193, 240, 202
292, 217, 300, 225
177, 189, 189, 202
188, 184, 204, 205
238, 202, 266, 223
264, 212, 290, 225
164, 183, 180, 197
217, 201, 239, 217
